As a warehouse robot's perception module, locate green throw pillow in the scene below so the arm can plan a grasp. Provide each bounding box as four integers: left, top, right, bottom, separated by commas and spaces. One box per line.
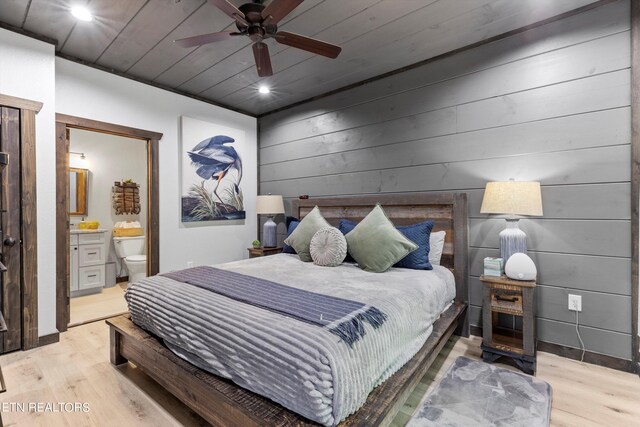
346, 204, 419, 273
284, 206, 330, 262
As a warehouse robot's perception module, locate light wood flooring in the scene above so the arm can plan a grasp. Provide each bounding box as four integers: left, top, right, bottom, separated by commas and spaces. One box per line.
391, 337, 640, 427
69, 283, 129, 327
0, 322, 637, 426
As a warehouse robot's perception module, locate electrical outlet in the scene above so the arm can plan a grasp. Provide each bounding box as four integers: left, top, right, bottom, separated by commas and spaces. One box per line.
568, 294, 582, 312
187, 261, 193, 268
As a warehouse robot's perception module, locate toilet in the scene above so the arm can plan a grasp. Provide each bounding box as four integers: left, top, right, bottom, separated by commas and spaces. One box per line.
113, 235, 147, 283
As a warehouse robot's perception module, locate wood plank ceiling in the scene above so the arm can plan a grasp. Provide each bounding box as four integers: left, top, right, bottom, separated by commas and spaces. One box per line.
0, 0, 600, 116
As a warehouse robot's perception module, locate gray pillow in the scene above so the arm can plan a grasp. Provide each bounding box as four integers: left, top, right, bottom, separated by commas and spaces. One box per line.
283, 206, 330, 262
346, 204, 418, 273
310, 227, 347, 267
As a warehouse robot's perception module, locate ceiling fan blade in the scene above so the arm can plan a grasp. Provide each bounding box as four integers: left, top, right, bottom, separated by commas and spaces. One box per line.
261, 0, 303, 24
174, 31, 236, 48
275, 31, 342, 58
208, 0, 244, 19
253, 42, 273, 77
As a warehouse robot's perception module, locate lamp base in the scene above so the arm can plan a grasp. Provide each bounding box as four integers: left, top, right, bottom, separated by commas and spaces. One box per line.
263, 216, 277, 248
499, 219, 527, 262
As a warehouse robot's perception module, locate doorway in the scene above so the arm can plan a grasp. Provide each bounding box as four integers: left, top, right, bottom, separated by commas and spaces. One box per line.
67, 129, 149, 326
55, 114, 162, 332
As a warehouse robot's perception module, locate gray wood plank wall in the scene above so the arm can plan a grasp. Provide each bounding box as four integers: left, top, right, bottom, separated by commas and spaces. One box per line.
258, 0, 633, 360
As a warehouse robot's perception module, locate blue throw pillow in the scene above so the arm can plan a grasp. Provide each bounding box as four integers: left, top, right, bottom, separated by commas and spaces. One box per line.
282, 217, 300, 254
338, 220, 357, 263
285, 215, 298, 229
338, 219, 356, 235
339, 219, 434, 270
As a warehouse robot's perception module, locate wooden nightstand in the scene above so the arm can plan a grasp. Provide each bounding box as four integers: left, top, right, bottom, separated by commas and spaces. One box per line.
480, 275, 536, 375
247, 246, 283, 258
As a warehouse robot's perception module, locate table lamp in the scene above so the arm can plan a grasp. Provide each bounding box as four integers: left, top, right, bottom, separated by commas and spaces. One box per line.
480, 181, 543, 262
256, 194, 285, 248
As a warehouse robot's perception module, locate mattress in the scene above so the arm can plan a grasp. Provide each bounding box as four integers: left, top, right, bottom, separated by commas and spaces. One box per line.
125, 254, 456, 426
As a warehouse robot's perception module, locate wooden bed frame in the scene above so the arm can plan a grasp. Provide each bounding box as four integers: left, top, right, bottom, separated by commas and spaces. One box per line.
107, 192, 469, 426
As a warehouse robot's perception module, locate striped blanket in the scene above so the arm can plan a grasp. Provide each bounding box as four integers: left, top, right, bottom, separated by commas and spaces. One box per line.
162, 266, 387, 346
127, 254, 456, 425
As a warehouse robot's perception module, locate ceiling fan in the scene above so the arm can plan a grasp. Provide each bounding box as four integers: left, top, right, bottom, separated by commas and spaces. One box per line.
174, 0, 342, 77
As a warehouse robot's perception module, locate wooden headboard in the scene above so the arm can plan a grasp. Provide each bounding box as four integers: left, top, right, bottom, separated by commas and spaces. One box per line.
291, 193, 469, 306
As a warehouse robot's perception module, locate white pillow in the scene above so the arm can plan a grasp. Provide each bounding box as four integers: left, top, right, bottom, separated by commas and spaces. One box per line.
310, 227, 347, 267
429, 231, 446, 266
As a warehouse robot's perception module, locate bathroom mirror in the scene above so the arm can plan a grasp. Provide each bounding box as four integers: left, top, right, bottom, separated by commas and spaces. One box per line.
69, 167, 88, 216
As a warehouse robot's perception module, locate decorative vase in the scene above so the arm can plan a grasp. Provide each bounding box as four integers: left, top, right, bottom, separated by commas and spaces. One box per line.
499, 218, 527, 262
263, 215, 277, 248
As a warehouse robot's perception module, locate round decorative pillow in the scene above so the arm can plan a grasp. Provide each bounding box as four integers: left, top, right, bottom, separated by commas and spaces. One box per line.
310, 226, 347, 267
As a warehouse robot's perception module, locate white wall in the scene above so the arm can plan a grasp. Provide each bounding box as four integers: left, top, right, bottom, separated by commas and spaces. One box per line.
56, 58, 258, 273
0, 29, 57, 336
0, 29, 257, 337
69, 128, 149, 268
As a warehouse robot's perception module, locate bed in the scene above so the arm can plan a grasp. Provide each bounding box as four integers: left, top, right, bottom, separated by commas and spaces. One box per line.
107, 192, 469, 426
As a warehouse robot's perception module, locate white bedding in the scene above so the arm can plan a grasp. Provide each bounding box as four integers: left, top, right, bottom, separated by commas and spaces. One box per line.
126, 254, 456, 426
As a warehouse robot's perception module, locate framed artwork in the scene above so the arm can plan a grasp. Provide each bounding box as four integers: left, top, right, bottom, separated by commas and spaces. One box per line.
181, 116, 246, 222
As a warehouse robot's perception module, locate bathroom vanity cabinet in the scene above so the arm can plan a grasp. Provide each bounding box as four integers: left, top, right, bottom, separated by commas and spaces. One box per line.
70, 230, 108, 297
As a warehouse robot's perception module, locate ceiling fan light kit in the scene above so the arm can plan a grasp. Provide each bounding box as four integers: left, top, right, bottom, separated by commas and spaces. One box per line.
174, 0, 342, 77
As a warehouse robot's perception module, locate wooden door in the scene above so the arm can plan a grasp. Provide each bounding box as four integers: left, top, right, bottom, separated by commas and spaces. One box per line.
0, 107, 22, 353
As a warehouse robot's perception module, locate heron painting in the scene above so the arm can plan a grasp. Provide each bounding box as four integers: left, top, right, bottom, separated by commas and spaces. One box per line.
181, 117, 246, 222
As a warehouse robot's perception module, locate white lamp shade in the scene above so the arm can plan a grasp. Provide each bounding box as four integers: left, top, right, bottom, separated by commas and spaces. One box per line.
256, 195, 285, 215
480, 181, 543, 216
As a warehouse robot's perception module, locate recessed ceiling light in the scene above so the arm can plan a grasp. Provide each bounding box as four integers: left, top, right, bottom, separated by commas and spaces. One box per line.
258, 85, 270, 94
71, 6, 93, 22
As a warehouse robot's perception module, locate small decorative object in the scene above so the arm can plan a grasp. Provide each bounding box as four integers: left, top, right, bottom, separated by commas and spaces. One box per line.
86, 220, 100, 230
181, 116, 246, 222
113, 220, 144, 237
252, 239, 261, 249
483, 257, 504, 277
310, 227, 347, 267
256, 194, 285, 248
78, 220, 99, 229
480, 180, 543, 262
112, 180, 141, 215
504, 253, 537, 281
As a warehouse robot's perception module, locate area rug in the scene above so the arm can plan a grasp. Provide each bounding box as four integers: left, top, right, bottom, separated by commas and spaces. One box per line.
408, 356, 552, 427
